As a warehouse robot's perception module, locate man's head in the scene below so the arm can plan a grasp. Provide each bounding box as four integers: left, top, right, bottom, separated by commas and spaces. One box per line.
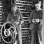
35, 1, 41, 10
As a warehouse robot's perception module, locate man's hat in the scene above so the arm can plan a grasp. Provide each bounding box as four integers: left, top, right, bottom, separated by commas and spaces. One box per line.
35, 1, 41, 7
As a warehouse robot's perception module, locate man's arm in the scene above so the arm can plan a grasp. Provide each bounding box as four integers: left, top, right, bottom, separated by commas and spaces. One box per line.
30, 10, 34, 19
28, 10, 34, 23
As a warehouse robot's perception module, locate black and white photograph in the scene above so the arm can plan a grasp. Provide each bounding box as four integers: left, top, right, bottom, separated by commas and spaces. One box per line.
0, 0, 43, 44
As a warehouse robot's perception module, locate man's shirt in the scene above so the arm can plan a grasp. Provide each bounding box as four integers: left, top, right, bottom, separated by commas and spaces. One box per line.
30, 10, 43, 19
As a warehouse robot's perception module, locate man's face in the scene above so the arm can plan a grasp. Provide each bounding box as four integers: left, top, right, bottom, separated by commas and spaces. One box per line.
35, 1, 41, 10
35, 4, 39, 10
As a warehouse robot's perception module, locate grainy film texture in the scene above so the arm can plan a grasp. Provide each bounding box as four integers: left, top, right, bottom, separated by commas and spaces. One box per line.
0, 0, 43, 44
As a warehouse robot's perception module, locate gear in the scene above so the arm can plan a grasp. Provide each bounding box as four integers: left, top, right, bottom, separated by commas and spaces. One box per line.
1, 22, 18, 43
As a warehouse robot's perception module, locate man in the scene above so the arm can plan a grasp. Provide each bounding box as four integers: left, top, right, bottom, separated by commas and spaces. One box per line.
6, 4, 22, 44
30, 1, 43, 44
30, 1, 42, 19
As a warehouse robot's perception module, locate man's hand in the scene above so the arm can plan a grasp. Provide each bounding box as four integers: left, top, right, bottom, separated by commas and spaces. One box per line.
40, 41, 42, 44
